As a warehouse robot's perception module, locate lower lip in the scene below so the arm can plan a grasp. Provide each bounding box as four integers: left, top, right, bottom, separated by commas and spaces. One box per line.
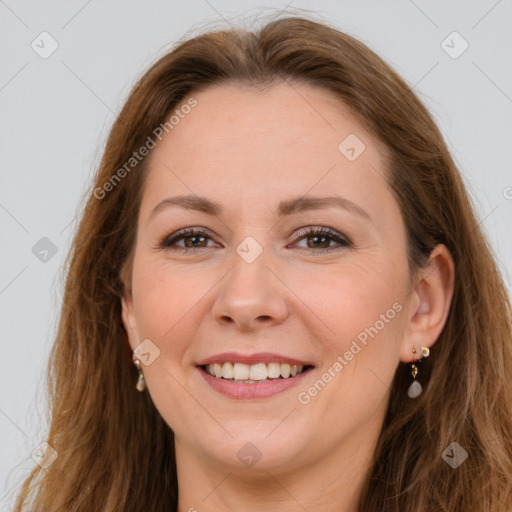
198, 366, 313, 400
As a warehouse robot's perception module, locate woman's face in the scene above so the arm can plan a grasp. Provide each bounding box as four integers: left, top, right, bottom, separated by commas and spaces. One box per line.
122, 81, 416, 474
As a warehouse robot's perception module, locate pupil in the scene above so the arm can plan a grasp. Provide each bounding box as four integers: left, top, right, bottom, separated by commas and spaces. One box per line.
185, 236, 206, 248
308, 235, 328, 248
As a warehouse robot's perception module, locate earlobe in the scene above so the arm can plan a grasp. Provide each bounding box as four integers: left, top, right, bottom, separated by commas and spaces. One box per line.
399, 244, 455, 363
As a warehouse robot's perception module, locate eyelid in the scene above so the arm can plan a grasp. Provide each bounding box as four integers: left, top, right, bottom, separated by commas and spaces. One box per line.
157, 226, 220, 249
292, 225, 351, 244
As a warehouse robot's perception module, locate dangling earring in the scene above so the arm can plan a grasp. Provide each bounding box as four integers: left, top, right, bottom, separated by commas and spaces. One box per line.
133, 357, 146, 392
407, 345, 430, 398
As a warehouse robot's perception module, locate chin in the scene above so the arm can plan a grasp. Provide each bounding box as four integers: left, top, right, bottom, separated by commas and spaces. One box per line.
189, 423, 314, 472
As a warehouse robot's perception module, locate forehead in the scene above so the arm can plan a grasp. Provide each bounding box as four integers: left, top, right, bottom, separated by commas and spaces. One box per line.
140, 80, 394, 224
163, 80, 380, 167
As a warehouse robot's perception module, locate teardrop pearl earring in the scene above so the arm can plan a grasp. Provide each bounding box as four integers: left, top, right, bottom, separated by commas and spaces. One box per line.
133, 357, 146, 392
407, 346, 430, 399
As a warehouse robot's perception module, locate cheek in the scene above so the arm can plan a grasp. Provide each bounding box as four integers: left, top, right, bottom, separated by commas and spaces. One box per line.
287, 263, 405, 408
287, 262, 405, 347
133, 255, 222, 396
130, 256, 216, 356
129, 258, 211, 429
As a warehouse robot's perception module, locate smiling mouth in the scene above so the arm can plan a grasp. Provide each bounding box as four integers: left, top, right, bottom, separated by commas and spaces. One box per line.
201, 362, 314, 383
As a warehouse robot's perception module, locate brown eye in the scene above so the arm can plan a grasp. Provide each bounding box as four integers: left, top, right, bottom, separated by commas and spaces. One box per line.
293, 227, 351, 254
182, 234, 208, 248
159, 228, 218, 252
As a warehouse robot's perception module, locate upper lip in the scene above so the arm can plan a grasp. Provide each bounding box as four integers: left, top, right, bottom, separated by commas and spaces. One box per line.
196, 352, 314, 367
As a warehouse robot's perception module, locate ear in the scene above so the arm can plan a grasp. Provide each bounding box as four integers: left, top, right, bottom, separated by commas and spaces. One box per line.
399, 244, 455, 363
121, 281, 140, 353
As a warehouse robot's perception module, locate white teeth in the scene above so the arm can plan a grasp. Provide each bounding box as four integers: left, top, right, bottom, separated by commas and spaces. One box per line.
267, 362, 281, 379
233, 363, 250, 380
212, 363, 223, 378
222, 362, 234, 379
249, 363, 268, 381
204, 362, 306, 381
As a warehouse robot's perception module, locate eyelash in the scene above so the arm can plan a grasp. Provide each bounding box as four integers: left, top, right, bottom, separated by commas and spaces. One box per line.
158, 226, 351, 255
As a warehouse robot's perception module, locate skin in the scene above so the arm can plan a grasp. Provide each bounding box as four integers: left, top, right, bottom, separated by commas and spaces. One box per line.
121, 81, 455, 511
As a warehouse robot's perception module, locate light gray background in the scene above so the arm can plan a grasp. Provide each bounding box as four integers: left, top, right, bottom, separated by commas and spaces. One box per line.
1, 0, 511, 508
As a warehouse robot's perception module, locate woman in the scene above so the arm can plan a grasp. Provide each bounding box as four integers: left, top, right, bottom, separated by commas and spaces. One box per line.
14, 15, 512, 512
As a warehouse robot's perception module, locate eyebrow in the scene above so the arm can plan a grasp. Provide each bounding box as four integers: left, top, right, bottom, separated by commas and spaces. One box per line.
149, 194, 371, 221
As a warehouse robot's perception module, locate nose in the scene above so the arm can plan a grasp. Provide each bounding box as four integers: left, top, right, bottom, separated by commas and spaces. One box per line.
211, 248, 289, 332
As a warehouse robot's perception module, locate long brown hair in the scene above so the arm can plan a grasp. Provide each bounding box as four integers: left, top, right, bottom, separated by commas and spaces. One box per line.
13, 14, 512, 511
